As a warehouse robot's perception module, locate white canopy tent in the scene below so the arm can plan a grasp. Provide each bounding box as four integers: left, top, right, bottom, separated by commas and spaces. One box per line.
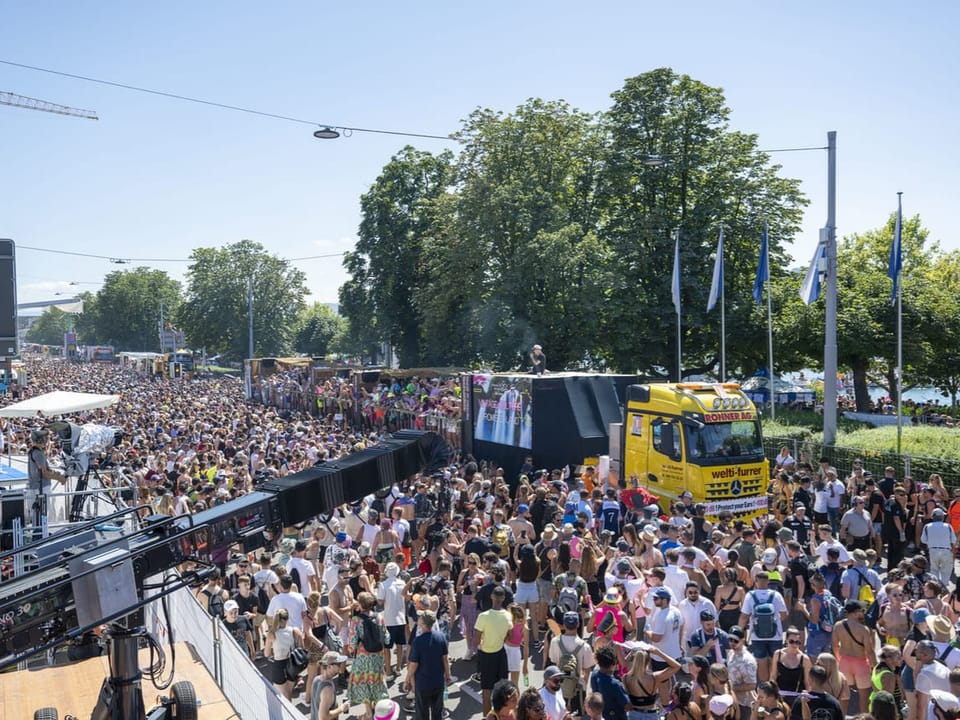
0, 390, 120, 418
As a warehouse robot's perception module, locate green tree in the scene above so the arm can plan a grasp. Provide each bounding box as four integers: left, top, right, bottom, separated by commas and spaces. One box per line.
445, 98, 607, 369
177, 240, 307, 359
595, 68, 807, 377
834, 213, 933, 410
91, 268, 182, 351
341, 146, 454, 366
72, 291, 101, 345
24, 307, 69, 345
918, 250, 960, 408
293, 303, 345, 357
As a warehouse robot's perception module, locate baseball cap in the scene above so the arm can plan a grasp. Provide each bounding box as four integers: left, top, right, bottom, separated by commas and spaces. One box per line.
728, 626, 745, 639
844, 599, 865, 614
700, 610, 716, 621
518, 504, 529, 514
223, 600, 239, 612
761, 548, 777, 563
563, 611, 580, 628
321, 650, 349, 665
335, 531, 348, 543
680, 491, 693, 499
543, 666, 563, 681
933, 508, 946, 521
913, 608, 931, 625
652, 587, 672, 600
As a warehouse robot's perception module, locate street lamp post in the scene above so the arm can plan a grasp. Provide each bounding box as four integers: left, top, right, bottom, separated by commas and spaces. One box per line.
822, 131, 839, 447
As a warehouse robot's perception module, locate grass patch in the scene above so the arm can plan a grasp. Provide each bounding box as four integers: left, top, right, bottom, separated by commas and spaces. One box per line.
839, 425, 960, 460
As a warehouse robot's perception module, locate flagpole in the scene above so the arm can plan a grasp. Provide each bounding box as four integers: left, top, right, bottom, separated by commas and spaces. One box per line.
720, 243, 726, 382
765, 222, 775, 421
896, 191, 903, 455
675, 229, 682, 382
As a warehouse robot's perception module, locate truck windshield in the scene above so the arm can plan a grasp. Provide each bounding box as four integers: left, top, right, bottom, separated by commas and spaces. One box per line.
685, 420, 764, 462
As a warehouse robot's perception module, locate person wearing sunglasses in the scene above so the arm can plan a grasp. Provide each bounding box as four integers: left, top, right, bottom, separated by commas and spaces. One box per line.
725, 626, 758, 720
770, 627, 812, 716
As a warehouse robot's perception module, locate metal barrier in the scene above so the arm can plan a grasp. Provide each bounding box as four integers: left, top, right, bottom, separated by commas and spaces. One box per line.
143, 575, 302, 720
764, 433, 960, 488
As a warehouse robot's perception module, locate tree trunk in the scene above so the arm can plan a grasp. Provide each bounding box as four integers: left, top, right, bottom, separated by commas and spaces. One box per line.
886, 367, 899, 408
851, 358, 871, 412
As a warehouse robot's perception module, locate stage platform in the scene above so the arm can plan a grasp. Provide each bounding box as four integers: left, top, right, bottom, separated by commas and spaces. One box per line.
0, 642, 238, 719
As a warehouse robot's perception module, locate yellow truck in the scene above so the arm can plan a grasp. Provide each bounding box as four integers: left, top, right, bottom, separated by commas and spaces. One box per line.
610, 382, 770, 523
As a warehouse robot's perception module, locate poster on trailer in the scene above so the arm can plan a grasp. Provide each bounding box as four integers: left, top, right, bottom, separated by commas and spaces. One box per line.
472, 374, 533, 449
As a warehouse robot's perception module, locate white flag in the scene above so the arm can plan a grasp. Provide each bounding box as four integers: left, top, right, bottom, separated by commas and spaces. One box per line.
799, 234, 827, 305
671, 230, 681, 314
707, 228, 724, 312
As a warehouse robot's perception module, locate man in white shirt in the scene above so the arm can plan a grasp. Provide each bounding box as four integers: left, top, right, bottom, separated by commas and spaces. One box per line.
917, 640, 952, 720
663, 548, 691, 603
922, 509, 957, 585
813, 526, 851, 565
266, 574, 308, 631
677, 582, 717, 646
646, 587, 683, 661
376, 562, 408, 675
739, 572, 788, 682
825, 470, 845, 535
286, 540, 319, 593
540, 666, 568, 720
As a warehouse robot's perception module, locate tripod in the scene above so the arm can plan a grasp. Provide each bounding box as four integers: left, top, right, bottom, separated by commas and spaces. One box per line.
69, 465, 124, 523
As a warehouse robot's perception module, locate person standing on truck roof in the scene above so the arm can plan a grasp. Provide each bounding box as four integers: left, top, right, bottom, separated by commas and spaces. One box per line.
529, 345, 546, 375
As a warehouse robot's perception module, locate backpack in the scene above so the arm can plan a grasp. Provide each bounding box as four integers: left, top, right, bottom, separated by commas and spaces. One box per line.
557, 635, 584, 702
864, 598, 881, 629
822, 563, 843, 599
202, 588, 225, 619
557, 578, 580, 615
816, 590, 844, 632
750, 590, 777, 639
360, 614, 385, 653
289, 566, 305, 593
492, 525, 511, 558
766, 568, 785, 597
852, 567, 876, 604
255, 579, 272, 614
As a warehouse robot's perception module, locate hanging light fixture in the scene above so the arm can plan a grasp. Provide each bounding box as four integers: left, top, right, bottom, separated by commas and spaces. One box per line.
313, 127, 340, 139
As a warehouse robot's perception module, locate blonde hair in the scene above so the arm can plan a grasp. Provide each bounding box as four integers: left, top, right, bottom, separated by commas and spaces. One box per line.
306, 591, 322, 614
816, 654, 845, 697
628, 649, 651, 679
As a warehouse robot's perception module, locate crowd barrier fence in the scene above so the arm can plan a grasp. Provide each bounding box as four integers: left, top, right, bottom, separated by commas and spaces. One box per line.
143, 575, 302, 720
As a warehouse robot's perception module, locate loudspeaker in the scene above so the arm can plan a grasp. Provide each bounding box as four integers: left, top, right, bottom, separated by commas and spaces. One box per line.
0, 491, 25, 551
0, 240, 17, 357
260, 467, 341, 525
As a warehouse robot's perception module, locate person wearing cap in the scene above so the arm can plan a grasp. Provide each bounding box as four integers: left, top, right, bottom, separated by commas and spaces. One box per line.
530, 344, 546, 375
646, 586, 683, 668
310, 651, 351, 720
509, 502, 536, 544
688, 609, 730, 665
865, 477, 886, 554
906, 555, 934, 603
222, 598, 255, 661
916, 639, 952, 720
725, 625, 758, 720
840, 549, 881, 602
287, 539, 320, 593
798, 664, 843, 720
783, 504, 812, 549
923, 508, 957, 586
27, 427, 64, 524
402, 609, 451, 720
538, 665, 569, 720
928, 690, 960, 720
839, 494, 875, 551
833, 600, 875, 703
475, 584, 513, 715
548, 611, 595, 706
376, 562, 407, 676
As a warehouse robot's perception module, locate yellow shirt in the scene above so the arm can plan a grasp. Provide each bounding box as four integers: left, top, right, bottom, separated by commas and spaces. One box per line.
474, 608, 512, 654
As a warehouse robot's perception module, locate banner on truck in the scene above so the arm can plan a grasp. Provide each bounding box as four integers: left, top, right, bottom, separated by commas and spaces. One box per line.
472, 374, 533, 449
703, 495, 768, 516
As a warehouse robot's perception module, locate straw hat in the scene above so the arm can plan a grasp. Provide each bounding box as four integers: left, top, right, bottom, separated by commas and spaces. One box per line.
930, 615, 955, 641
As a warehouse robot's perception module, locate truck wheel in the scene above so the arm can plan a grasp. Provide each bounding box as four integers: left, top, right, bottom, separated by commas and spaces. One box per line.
170, 681, 198, 720
34, 709, 58, 720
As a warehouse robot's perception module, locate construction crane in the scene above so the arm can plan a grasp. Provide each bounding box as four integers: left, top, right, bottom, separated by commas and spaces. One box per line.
0, 91, 98, 120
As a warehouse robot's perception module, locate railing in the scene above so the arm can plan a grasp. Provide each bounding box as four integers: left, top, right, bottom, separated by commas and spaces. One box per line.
143, 575, 302, 720
763, 434, 960, 488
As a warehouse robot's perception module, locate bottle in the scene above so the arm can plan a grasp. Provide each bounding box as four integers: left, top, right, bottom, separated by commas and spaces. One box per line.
443, 686, 449, 701
523, 674, 529, 687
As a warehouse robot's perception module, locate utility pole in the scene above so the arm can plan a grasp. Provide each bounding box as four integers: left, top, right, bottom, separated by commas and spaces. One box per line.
247, 277, 254, 360
823, 131, 838, 446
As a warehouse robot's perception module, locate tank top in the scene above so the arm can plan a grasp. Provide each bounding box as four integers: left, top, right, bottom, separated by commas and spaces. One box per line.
871, 662, 903, 710
272, 626, 295, 660
775, 653, 805, 694
508, 622, 524, 646
628, 677, 658, 708
348, 575, 364, 597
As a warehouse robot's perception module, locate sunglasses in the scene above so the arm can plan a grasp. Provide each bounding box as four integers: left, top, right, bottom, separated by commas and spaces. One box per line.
788, 639, 801, 645
729, 639, 740, 645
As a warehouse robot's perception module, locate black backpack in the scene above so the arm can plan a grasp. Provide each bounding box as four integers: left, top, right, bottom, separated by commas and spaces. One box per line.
202, 588, 225, 619
289, 566, 304, 593
255, 579, 272, 614
360, 614, 384, 653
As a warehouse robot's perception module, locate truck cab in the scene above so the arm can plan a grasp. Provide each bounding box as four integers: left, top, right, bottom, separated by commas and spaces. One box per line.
614, 382, 769, 522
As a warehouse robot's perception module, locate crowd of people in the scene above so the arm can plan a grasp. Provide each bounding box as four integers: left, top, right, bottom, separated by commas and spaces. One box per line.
7, 356, 960, 720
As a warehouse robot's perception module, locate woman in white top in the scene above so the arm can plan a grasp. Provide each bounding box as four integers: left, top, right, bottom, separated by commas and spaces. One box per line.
264, 608, 305, 700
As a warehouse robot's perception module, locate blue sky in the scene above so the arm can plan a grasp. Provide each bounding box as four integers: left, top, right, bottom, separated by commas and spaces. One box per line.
2, 2, 958, 306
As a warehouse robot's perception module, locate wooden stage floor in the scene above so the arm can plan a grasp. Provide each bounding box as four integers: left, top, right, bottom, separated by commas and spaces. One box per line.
0, 642, 238, 719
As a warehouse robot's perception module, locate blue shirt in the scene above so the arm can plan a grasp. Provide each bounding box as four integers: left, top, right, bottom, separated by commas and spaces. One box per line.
409, 628, 448, 691
590, 669, 628, 720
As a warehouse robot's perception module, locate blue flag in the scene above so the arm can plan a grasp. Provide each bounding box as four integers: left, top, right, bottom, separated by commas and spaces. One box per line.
889, 194, 902, 305
753, 222, 769, 306
799, 237, 827, 305
671, 230, 681, 314
707, 228, 724, 312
